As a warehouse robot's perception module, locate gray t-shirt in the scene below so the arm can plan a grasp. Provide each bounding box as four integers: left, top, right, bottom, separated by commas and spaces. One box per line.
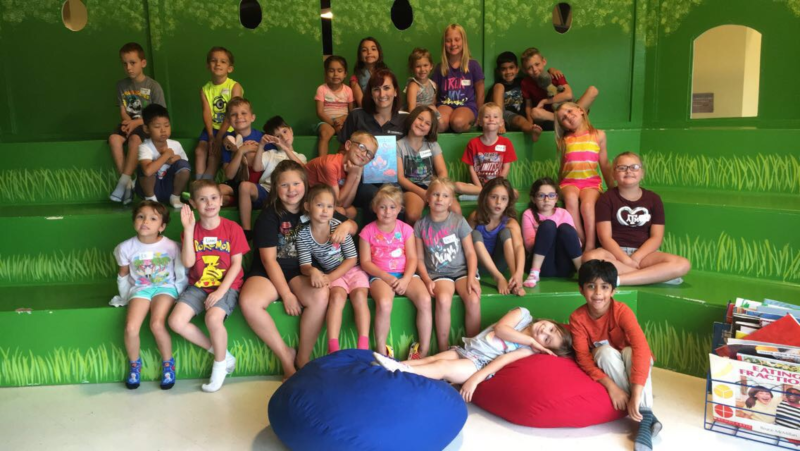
460, 307, 534, 364
116, 76, 166, 119
404, 77, 437, 107
414, 212, 473, 279
397, 137, 442, 187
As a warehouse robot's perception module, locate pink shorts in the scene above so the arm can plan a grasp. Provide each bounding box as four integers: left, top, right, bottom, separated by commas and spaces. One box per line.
330, 265, 370, 294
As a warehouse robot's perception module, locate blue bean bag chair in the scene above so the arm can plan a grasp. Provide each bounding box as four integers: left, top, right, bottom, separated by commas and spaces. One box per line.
268, 349, 467, 451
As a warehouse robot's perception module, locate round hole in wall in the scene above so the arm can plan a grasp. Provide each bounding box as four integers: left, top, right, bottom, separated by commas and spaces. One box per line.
62, 0, 88, 32
391, 0, 413, 31
552, 2, 572, 34
240, 0, 263, 30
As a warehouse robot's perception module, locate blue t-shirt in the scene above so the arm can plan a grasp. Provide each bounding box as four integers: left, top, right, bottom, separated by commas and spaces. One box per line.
222, 129, 265, 164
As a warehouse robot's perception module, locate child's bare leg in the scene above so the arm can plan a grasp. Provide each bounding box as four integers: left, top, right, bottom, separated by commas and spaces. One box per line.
437, 105, 454, 132
238, 182, 258, 230
408, 357, 478, 383
318, 123, 335, 157
561, 185, 584, 244
455, 278, 481, 337
109, 134, 127, 174
205, 143, 222, 179
622, 252, 691, 286
290, 276, 329, 368
472, 237, 507, 294
582, 248, 638, 276
403, 192, 426, 226
371, 280, 395, 355
579, 188, 601, 251
138, 173, 157, 199
433, 280, 455, 352
454, 182, 482, 195
124, 298, 151, 361
513, 115, 543, 142
350, 288, 370, 346
172, 168, 190, 197
326, 287, 347, 352
406, 277, 433, 357
218, 183, 234, 207
239, 277, 297, 378
449, 107, 475, 134
149, 295, 175, 360
168, 302, 212, 350
123, 135, 142, 176
404, 349, 459, 366
576, 86, 599, 112
205, 307, 229, 363
194, 141, 209, 178
531, 107, 555, 123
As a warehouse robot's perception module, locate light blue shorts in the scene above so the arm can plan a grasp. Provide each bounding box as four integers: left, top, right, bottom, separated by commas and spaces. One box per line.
129, 286, 179, 302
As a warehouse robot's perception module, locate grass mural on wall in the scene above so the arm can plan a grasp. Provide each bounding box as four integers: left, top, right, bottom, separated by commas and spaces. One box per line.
644, 320, 711, 377
662, 232, 799, 283
0, 327, 458, 386
0, 248, 117, 285
446, 159, 559, 189
642, 152, 799, 194
0, 167, 117, 204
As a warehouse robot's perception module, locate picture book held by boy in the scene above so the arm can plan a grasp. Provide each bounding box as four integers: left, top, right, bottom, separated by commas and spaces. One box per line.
363, 135, 398, 184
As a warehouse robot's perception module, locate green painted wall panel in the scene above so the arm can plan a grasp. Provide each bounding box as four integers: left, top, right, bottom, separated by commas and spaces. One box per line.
642, 0, 800, 128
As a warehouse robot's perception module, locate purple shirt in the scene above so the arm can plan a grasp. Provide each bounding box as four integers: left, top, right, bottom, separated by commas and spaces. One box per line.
432, 59, 484, 110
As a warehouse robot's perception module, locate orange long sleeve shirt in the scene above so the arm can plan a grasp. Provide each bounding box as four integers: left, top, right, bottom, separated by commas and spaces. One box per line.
569, 300, 654, 386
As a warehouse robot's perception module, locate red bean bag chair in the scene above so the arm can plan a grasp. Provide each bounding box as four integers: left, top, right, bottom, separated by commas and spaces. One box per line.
471, 353, 627, 428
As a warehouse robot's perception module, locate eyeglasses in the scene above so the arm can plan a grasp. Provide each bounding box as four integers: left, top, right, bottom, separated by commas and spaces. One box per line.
351, 141, 375, 160
615, 164, 642, 173
536, 193, 558, 200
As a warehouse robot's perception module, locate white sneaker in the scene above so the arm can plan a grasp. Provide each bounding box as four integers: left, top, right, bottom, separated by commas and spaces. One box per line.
201, 360, 230, 393
122, 181, 134, 205
663, 277, 684, 285
109, 295, 128, 307
373, 352, 412, 373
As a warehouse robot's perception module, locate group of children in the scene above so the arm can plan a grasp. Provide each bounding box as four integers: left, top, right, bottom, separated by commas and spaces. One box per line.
105, 23, 693, 451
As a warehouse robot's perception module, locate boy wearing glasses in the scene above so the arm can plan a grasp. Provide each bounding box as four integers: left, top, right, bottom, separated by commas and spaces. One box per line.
582, 152, 691, 286
306, 130, 378, 218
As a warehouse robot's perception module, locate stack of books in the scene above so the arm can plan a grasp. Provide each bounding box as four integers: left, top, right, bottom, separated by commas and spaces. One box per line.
707, 298, 800, 444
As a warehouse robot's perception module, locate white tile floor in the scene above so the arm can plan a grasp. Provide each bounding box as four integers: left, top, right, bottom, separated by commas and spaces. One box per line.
0, 368, 783, 451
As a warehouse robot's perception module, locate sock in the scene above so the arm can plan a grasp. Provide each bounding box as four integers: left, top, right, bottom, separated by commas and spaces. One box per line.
169, 194, 183, 208
616, 276, 622, 287
201, 359, 229, 393
524, 269, 540, 288
357, 336, 370, 350
111, 174, 132, 200
328, 338, 340, 353
650, 412, 663, 438
634, 409, 655, 451
373, 352, 412, 373
145, 195, 158, 202
225, 350, 236, 373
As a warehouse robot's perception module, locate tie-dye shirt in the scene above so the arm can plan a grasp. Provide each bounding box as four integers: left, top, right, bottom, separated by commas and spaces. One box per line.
413, 212, 473, 279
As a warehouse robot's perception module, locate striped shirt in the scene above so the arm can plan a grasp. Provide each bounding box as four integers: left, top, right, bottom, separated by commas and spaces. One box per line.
560, 132, 602, 190
296, 219, 357, 273
776, 402, 800, 429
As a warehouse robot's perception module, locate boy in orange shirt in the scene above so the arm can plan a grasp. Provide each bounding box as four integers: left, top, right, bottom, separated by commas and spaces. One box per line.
569, 259, 661, 451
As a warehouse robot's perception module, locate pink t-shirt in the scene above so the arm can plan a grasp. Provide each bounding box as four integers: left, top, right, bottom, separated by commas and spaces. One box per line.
359, 220, 414, 273
521, 207, 576, 252
315, 84, 354, 118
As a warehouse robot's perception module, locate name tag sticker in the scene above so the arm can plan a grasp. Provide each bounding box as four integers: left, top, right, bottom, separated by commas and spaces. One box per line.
419, 149, 432, 159
222, 89, 230, 96
300, 215, 310, 223
328, 248, 341, 256
203, 237, 218, 246
442, 234, 458, 244
139, 251, 154, 260
390, 248, 403, 258
593, 340, 610, 348
140, 88, 151, 96
461, 79, 471, 86
495, 145, 506, 152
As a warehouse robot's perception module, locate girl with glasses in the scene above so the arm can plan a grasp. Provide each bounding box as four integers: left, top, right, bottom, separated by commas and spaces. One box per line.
522, 177, 583, 288
582, 152, 691, 286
